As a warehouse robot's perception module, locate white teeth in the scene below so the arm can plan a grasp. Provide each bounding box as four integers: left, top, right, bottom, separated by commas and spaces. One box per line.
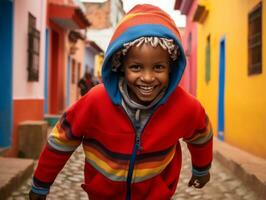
139, 86, 153, 90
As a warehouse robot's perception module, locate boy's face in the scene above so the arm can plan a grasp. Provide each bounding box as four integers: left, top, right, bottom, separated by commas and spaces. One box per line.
123, 43, 171, 105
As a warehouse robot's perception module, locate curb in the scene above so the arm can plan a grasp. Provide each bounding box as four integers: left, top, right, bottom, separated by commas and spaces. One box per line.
214, 138, 266, 199
0, 157, 34, 200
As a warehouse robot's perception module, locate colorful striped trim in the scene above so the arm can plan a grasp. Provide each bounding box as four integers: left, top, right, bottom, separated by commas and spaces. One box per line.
184, 116, 213, 145
31, 177, 51, 195
47, 115, 81, 152
192, 164, 211, 177
83, 138, 176, 182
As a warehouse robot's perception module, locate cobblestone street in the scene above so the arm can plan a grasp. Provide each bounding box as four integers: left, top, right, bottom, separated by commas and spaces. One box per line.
8, 142, 261, 200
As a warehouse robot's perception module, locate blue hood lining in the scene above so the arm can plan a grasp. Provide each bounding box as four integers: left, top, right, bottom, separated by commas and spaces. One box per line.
102, 24, 186, 105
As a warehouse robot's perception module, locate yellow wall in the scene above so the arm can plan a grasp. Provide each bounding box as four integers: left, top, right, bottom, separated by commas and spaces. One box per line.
197, 0, 266, 158
94, 54, 104, 81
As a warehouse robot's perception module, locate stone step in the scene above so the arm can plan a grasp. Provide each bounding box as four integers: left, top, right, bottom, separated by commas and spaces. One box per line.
0, 157, 34, 200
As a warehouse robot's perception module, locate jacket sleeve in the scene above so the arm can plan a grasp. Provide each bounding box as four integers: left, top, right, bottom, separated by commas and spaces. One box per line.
31, 97, 88, 195
183, 106, 213, 177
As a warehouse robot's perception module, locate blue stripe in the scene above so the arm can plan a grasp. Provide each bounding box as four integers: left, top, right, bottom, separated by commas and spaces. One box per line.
192, 168, 210, 177
102, 24, 186, 105
31, 187, 49, 195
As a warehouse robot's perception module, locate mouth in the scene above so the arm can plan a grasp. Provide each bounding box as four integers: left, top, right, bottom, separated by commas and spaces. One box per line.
137, 85, 156, 96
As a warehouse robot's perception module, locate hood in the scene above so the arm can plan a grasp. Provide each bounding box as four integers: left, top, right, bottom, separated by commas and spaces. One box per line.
102, 4, 187, 105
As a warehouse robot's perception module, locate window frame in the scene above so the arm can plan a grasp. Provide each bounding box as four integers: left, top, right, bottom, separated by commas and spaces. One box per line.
248, 2, 262, 75
27, 12, 40, 81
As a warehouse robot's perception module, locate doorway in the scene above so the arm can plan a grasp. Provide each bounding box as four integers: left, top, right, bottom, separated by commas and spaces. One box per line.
0, 1, 13, 148
218, 38, 226, 141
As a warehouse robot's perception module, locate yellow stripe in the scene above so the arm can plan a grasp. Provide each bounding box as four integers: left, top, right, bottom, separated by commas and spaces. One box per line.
50, 125, 80, 147
133, 148, 175, 177
185, 121, 212, 143
85, 150, 128, 178
84, 146, 175, 179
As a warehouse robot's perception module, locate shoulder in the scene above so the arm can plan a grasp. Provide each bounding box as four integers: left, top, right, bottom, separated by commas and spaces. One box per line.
67, 84, 110, 110
83, 84, 109, 99
163, 86, 205, 120
171, 87, 202, 108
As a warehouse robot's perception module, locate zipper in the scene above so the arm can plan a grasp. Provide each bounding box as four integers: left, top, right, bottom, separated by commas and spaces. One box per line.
118, 105, 161, 200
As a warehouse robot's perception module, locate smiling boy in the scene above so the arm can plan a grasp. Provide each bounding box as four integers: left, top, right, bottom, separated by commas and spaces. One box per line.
29, 4, 213, 200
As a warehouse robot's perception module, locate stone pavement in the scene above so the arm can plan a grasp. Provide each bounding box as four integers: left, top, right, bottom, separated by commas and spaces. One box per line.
6, 142, 261, 200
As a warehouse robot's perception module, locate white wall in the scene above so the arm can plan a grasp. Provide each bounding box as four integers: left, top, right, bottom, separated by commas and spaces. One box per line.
13, 0, 47, 99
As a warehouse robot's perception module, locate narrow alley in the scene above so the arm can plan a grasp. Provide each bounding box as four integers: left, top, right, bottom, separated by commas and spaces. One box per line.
7, 142, 260, 200
1, 0, 266, 199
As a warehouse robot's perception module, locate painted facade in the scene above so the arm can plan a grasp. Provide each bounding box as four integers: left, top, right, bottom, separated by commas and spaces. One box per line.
83, 0, 125, 51
45, 0, 90, 113
0, 1, 14, 151
84, 41, 104, 83
175, 0, 198, 96
195, 0, 266, 158
0, 0, 89, 156
0, 0, 47, 156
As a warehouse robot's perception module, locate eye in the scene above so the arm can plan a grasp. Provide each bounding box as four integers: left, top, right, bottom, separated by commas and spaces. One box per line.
128, 64, 141, 72
154, 64, 166, 72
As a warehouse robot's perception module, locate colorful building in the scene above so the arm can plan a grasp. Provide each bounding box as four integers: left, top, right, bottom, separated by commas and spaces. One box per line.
176, 0, 266, 159
0, 0, 90, 156
175, 0, 198, 96
85, 40, 104, 83
45, 0, 90, 113
0, 0, 47, 155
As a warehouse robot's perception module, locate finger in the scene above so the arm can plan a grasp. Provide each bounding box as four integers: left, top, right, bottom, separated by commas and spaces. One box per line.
188, 178, 195, 187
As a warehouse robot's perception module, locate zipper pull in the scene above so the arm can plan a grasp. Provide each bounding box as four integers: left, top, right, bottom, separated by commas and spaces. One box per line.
136, 133, 143, 151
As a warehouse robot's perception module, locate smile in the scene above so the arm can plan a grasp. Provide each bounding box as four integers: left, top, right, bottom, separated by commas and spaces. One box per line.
138, 85, 155, 95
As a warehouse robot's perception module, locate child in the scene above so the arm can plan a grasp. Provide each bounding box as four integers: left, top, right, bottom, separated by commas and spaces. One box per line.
29, 4, 212, 200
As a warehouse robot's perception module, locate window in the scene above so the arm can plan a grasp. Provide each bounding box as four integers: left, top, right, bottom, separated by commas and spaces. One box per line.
248, 2, 262, 75
72, 59, 76, 84
27, 13, 40, 81
205, 34, 211, 83
186, 32, 192, 56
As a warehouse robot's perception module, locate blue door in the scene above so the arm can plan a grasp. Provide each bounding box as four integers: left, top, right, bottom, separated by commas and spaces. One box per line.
218, 38, 226, 141
0, 1, 13, 148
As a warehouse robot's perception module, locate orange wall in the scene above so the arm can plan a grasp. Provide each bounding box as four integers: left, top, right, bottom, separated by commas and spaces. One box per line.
6, 99, 44, 156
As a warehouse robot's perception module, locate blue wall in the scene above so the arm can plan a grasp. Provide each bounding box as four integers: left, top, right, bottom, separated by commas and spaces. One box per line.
0, 1, 13, 147
44, 29, 49, 114
85, 47, 96, 73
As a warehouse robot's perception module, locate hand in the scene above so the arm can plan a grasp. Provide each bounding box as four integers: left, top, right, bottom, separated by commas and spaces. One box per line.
188, 172, 210, 189
29, 190, 47, 200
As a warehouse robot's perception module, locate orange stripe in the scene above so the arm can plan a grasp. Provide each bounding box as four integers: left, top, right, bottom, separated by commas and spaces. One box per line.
135, 147, 175, 169
84, 145, 129, 170
185, 122, 212, 142
84, 145, 175, 170
55, 123, 69, 141
110, 15, 181, 43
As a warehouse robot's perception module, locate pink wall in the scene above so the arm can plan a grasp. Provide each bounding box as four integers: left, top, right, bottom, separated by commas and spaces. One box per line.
179, 0, 198, 96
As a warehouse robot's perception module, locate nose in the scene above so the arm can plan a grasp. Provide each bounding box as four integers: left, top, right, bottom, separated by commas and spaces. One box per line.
140, 70, 155, 82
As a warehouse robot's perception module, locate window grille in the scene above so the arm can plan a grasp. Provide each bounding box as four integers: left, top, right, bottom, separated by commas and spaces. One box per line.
27, 13, 40, 81
248, 2, 262, 75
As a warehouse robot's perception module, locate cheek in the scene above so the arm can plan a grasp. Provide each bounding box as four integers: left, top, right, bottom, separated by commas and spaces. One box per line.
125, 71, 137, 83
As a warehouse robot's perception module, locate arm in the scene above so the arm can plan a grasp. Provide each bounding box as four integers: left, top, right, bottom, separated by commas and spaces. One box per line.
184, 112, 213, 188
29, 113, 82, 198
